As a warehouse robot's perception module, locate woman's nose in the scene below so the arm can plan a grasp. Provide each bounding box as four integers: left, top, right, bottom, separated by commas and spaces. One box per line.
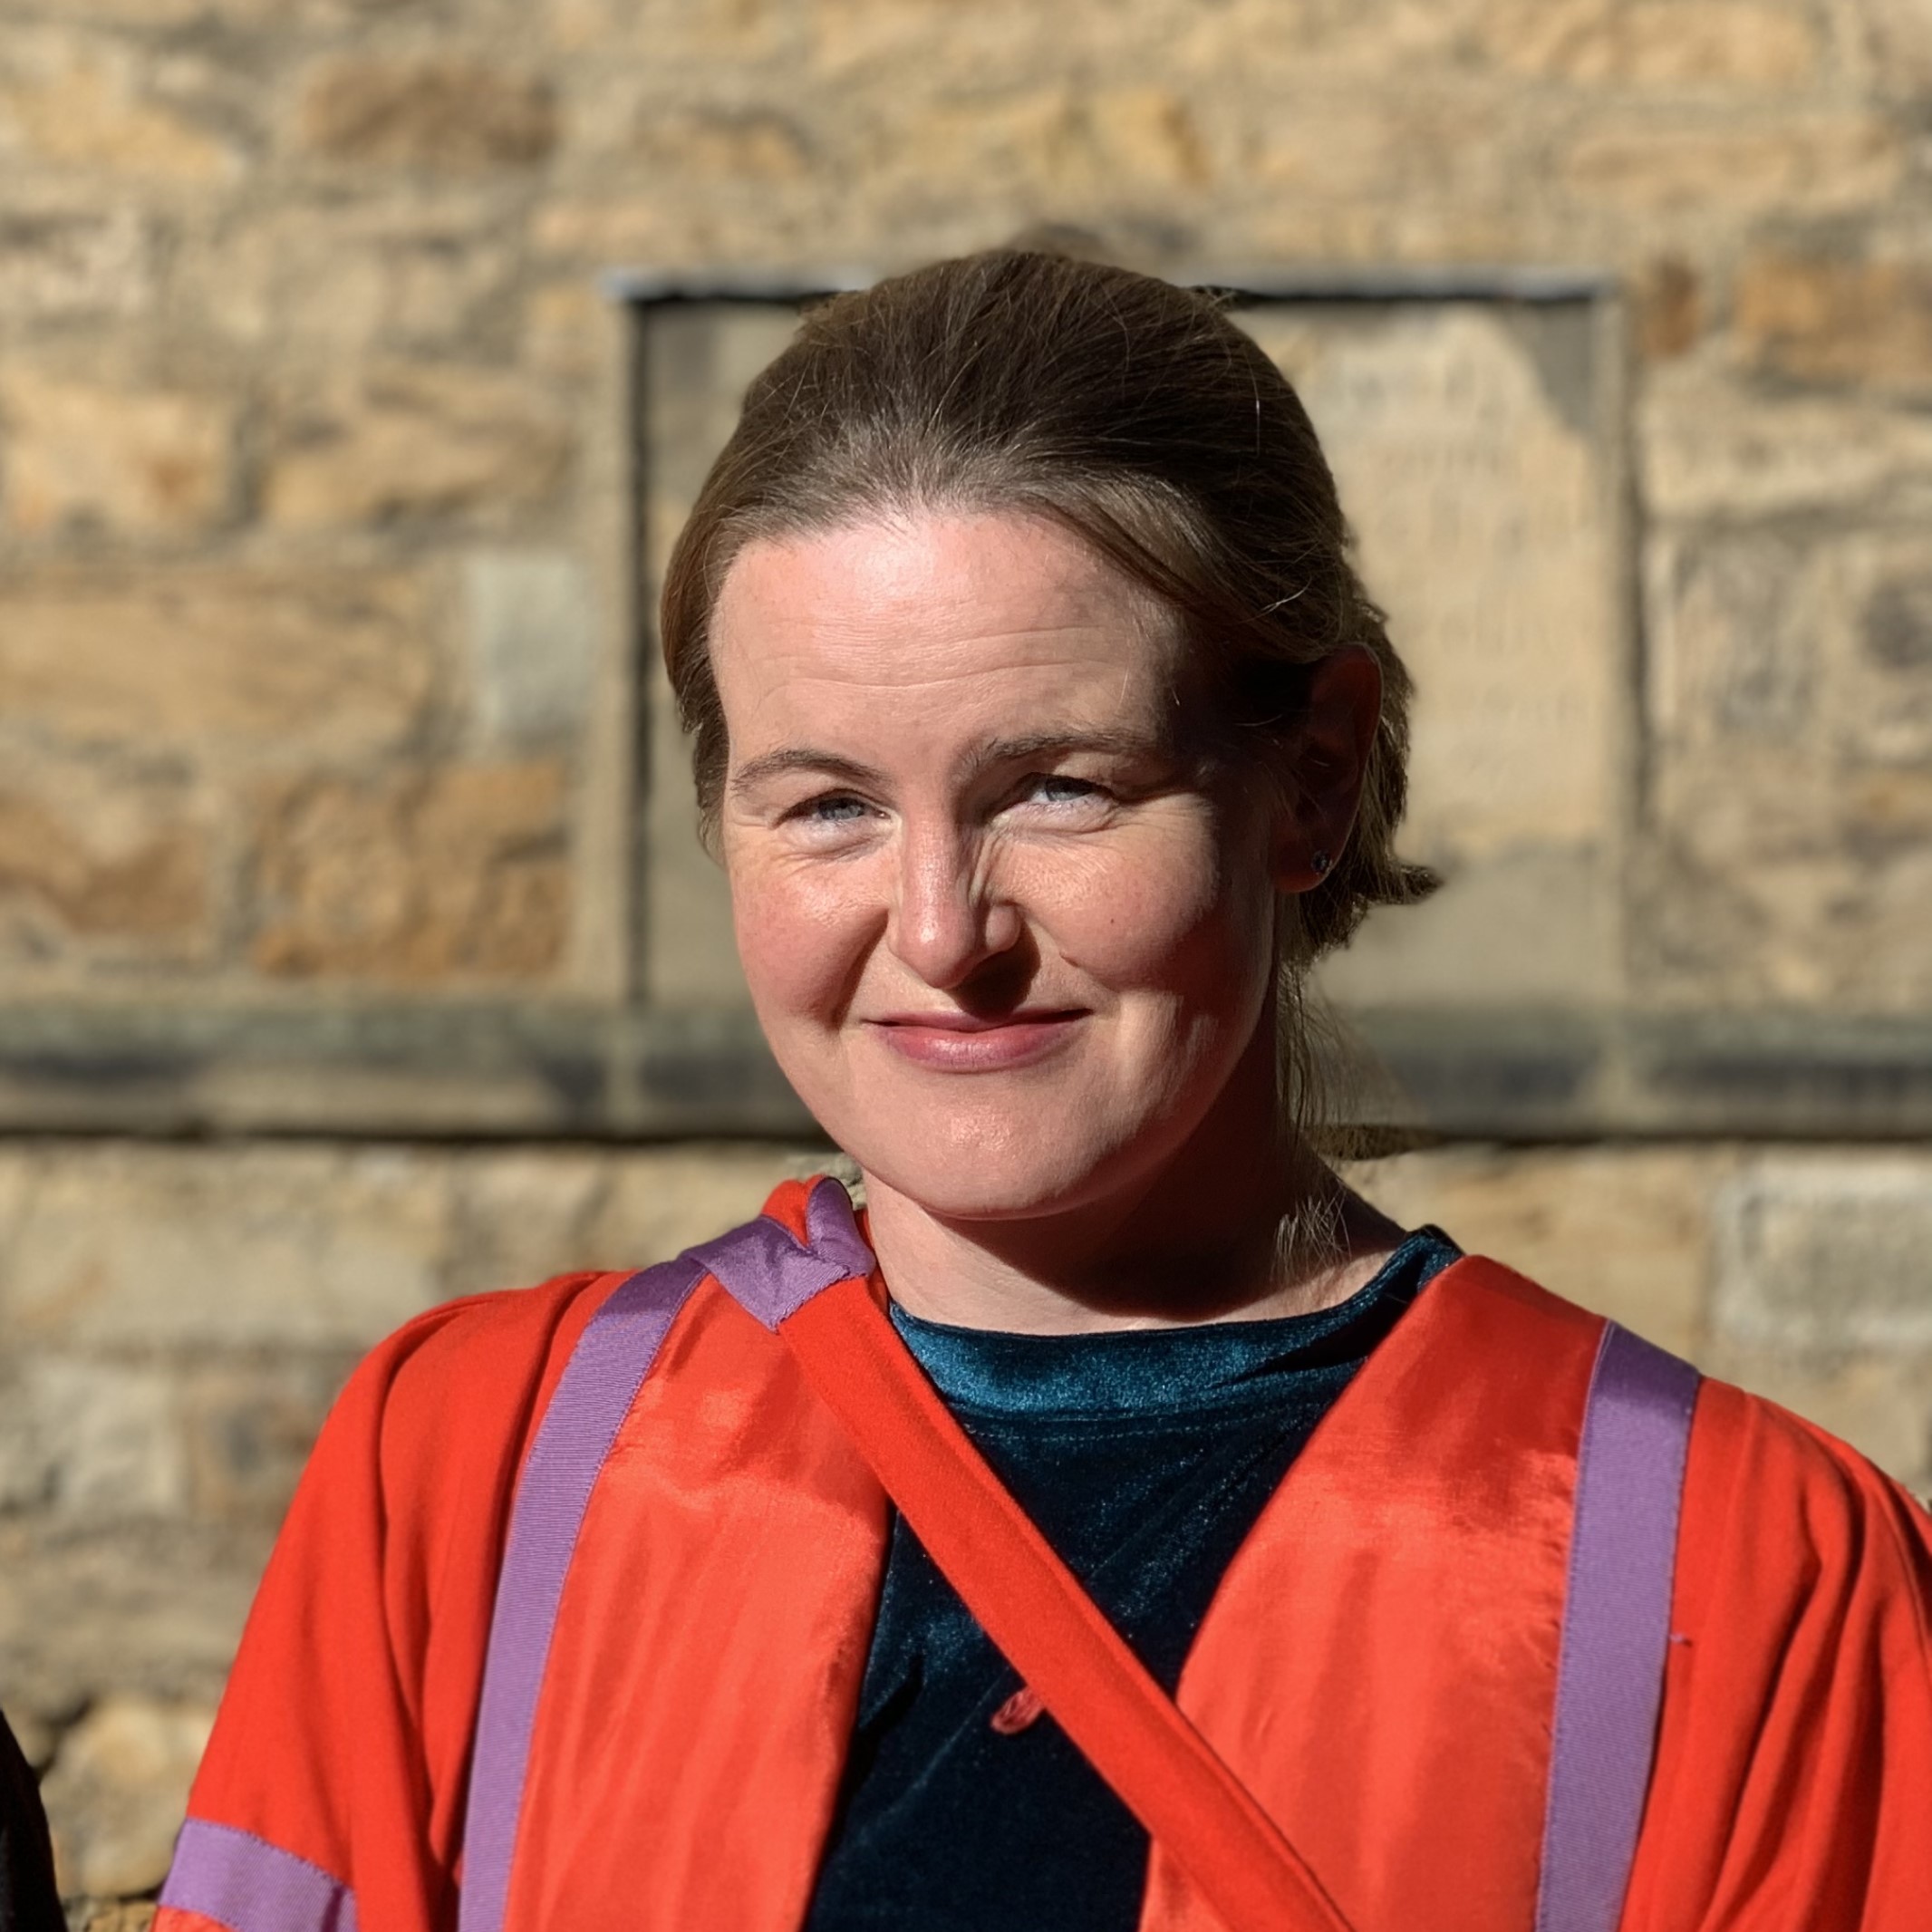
888, 826, 1022, 989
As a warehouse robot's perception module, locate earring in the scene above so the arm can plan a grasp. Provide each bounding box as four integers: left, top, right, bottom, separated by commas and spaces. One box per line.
1311, 849, 1332, 876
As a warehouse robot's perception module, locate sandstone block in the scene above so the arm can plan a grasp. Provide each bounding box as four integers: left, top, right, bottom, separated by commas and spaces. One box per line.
298, 56, 558, 169
522, 277, 613, 382
187, 1057, 578, 1139
265, 363, 571, 527
0, 370, 233, 536
1640, 529, 1932, 1006
1639, 362, 1932, 518
1082, 87, 1210, 188
0, 761, 210, 957
1857, 0, 1932, 95
183, 199, 520, 356
0, 1370, 53, 1512
589, 1145, 843, 1270
1476, 1, 1820, 88
1646, 530, 1818, 749
0, 207, 150, 320
1632, 256, 1702, 360
1321, 838, 1619, 1007
1347, 1145, 1719, 1359
1561, 117, 1900, 217
1168, 0, 1477, 86
181, 1357, 351, 1525
1715, 1154, 1932, 1353
80, 1906, 157, 1932
443, 1148, 612, 1296
865, 84, 1061, 191
1637, 753, 1932, 1007
42, 1695, 213, 1898
0, 1145, 450, 1349
249, 761, 571, 981
854, 82, 1209, 201
1734, 251, 1932, 391
1652, 526, 1932, 774
0, 1357, 189, 1519
464, 550, 598, 748
46, 0, 296, 18
0, 571, 433, 758
0, 1518, 270, 1717
1243, 101, 1415, 201
808, 0, 1058, 81
632, 107, 813, 181
0, 32, 232, 182
0, 1150, 31, 1244
1240, 99, 1535, 249
555, 0, 794, 58
531, 185, 833, 266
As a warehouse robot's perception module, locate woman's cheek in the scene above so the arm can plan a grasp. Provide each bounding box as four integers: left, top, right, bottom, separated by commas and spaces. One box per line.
730, 854, 870, 1025
1036, 830, 1245, 990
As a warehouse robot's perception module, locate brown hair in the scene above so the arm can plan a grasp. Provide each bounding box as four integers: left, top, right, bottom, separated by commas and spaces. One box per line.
660, 248, 1435, 966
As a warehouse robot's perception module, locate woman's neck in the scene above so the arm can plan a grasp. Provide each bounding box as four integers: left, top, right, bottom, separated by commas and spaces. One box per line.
857, 1058, 1406, 1335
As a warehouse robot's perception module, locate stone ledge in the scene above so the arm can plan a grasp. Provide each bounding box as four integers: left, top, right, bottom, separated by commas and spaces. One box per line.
1365, 1007, 1932, 1140
1, 1002, 1930, 1141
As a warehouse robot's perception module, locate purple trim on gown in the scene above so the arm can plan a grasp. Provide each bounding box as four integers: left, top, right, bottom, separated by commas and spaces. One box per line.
1534, 1321, 1700, 1932
160, 1819, 357, 1932
688, 1178, 874, 1330
456, 1256, 706, 1932
457, 1183, 871, 1932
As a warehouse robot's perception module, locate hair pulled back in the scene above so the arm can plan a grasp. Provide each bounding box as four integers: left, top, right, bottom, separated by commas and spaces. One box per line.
661, 248, 1435, 965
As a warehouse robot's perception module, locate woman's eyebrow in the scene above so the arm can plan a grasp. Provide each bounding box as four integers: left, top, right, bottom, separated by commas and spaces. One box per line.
729, 747, 887, 794
730, 729, 1167, 797
967, 728, 1168, 771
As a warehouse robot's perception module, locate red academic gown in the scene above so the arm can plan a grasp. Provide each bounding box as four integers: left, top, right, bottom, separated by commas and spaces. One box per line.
155, 1177, 1932, 1932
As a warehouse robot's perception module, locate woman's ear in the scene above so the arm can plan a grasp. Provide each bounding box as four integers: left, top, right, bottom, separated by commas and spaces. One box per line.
1270, 645, 1383, 893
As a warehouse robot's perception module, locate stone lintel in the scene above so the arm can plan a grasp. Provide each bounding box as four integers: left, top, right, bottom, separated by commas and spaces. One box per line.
0, 1004, 1930, 1143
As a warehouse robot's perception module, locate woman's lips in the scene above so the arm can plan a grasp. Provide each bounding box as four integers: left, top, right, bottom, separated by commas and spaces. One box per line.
865, 1010, 1087, 1071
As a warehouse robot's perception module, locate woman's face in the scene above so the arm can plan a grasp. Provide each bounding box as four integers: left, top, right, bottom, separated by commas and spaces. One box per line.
710, 509, 1292, 1223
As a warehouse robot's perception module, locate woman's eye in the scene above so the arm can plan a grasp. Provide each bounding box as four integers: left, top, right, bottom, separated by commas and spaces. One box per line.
786, 793, 874, 831
1014, 775, 1112, 814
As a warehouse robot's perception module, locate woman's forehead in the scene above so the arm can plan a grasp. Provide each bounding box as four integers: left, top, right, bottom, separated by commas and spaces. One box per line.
710, 510, 1184, 738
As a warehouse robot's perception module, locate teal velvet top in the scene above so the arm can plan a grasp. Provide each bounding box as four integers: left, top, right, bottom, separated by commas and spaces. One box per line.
804, 1226, 1461, 1931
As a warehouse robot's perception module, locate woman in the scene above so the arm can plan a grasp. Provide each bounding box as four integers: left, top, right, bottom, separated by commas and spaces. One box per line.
157, 252, 1931, 1932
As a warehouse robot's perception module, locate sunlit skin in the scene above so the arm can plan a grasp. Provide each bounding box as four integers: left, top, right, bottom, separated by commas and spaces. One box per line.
711, 508, 1402, 1333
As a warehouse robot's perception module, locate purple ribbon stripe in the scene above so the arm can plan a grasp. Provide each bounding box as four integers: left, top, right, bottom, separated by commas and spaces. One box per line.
456, 1255, 706, 1932
457, 1179, 872, 1932
689, 1177, 875, 1330
1534, 1321, 1700, 1932
160, 1819, 356, 1932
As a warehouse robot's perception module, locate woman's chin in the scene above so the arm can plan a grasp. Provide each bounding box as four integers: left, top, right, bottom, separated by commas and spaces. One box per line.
846, 1125, 1150, 1227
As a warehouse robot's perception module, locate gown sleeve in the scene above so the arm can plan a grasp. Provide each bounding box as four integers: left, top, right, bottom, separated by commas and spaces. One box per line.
1623, 1379, 1932, 1930
152, 1272, 615, 1932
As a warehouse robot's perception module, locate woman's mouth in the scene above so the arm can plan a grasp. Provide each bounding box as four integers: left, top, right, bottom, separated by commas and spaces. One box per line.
864, 1009, 1088, 1071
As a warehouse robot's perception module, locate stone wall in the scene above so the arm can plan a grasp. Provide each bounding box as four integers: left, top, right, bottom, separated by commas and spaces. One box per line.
2, 0, 1930, 1924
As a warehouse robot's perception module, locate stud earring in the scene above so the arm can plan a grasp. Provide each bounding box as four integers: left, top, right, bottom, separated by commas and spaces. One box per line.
1311, 849, 1332, 876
